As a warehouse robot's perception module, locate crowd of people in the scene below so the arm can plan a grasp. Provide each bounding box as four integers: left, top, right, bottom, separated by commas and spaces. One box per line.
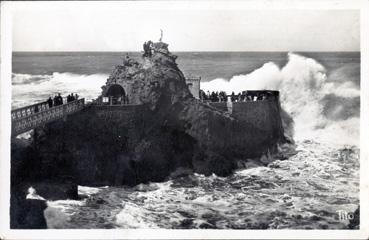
200, 90, 272, 102
46, 93, 79, 109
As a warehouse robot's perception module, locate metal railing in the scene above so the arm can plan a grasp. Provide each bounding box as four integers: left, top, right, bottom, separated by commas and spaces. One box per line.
11, 98, 85, 136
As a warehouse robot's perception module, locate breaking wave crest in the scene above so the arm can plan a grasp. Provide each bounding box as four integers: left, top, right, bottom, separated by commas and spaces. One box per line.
201, 53, 360, 146
12, 72, 107, 108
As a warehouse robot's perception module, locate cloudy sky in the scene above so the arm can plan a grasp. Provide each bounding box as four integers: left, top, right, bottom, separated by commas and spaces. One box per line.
10, 1, 360, 52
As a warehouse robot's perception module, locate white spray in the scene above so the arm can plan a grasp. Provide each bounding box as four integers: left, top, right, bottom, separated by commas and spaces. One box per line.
201, 53, 359, 146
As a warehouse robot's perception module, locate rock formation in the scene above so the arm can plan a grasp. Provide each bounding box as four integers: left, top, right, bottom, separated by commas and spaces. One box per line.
101, 41, 288, 176
12, 41, 290, 193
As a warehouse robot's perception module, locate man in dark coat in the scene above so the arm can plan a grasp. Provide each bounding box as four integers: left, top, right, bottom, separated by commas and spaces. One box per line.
47, 97, 53, 108
53, 95, 58, 106
57, 93, 63, 105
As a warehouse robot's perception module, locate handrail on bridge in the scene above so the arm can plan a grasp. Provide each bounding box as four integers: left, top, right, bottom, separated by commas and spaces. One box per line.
11, 101, 49, 120
11, 98, 85, 137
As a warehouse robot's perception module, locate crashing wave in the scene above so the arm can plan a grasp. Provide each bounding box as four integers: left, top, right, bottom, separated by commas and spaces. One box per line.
201, 53, 360, 146
12, 72, 107, 108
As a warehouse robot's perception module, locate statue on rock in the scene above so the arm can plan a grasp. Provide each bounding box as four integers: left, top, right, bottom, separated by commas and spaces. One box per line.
159, 29, 163, 42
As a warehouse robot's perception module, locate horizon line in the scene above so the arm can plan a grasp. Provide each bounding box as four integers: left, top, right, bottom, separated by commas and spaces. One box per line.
12, 50, 361, 53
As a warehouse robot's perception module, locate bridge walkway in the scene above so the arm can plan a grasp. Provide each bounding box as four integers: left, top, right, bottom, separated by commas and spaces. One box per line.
11, 99, 85, 137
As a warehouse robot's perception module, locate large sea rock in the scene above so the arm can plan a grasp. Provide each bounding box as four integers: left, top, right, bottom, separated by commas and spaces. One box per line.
11, 41, 292, 188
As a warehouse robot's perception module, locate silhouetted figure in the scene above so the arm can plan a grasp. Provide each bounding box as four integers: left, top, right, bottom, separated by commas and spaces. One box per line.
199, 90, 207, 101
219, 91, 227, 102
75, 93, 79, 100
53, 95, 58, 106
34, 105, 39, 113
147, 40, 153, 57
231, 92, 236, 102
143, 41, 153, 57
143, 42, 147, 57
216, 92, 219, 102
210, 91, 216, 102
122, 53, 130, 65
47, 97, 53, 108
56, 93, 63, 105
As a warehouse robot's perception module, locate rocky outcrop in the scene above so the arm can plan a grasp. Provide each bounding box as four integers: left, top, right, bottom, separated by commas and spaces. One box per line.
11, 41, 290, 189
11, 136, 79, 229
103, 41, 288, 175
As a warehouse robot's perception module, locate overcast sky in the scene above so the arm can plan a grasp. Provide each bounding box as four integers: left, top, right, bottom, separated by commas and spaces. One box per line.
10, 1, 360, 52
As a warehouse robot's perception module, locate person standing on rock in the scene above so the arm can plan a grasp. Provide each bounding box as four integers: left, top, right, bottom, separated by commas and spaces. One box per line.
147, 40, 153, 57
143, 42, 148, 57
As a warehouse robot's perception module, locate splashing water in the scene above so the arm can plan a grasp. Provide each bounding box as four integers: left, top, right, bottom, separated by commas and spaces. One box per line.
12, 72, 107, 108
201, 53, 359, 146
45, 141, 359, 229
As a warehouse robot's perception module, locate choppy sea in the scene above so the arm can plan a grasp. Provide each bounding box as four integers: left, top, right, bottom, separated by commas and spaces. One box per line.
12, 51, 360, 229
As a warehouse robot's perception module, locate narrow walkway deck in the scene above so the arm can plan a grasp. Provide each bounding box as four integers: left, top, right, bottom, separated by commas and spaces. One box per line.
11, 99, 85, 137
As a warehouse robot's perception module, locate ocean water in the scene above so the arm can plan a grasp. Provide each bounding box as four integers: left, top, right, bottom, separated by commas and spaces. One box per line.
12, 51, 360, 229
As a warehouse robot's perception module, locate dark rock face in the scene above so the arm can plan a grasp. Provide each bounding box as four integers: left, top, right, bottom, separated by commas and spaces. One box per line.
10, 186, 47, 229
11, 41, 290, 190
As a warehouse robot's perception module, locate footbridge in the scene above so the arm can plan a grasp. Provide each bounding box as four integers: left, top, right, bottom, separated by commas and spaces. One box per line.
11, 99, 86, 137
